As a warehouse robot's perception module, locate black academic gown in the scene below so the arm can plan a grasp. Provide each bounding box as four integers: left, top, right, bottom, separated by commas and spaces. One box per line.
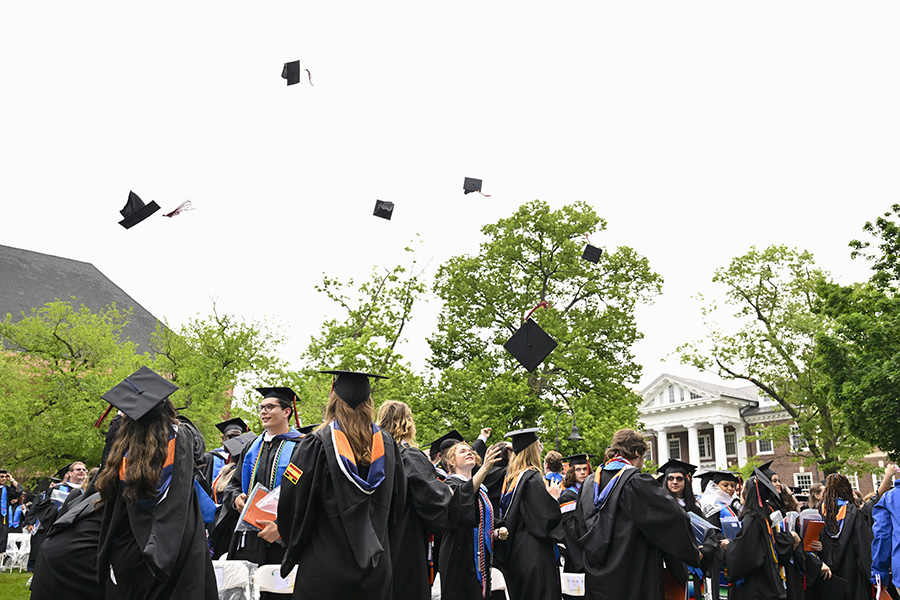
278, 426, 406, 600
575, 467, 701, 600
440, 475, 495, 600
391, 442, 452, 600
725, 512, 795, 600
817, 503, 873, 600
97, 426, 218, 600
494, 469, 562, 600
31, 486, 117, 600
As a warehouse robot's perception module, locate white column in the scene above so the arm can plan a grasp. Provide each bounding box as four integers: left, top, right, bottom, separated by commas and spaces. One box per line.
735, 423, 748, 468
656, 428, 669, 465
713, 422, 727, 469
687, 426, 700, 466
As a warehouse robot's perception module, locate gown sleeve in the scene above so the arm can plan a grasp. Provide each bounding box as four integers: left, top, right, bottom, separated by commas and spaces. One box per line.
445, 477, 479, 529
403, 446, 451, 531
725, 514, 766, 581
222, 445, 249, 510
277, 434, 327, 578
624, 474, 700, 567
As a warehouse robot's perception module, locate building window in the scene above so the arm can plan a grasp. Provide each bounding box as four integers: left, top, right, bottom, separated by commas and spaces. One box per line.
668, 437, 681, 460
680, 388, 685, 402
669, 385, 675, 403
724, 432, 737, 456
790, 426, 808, 452
646, 440, 653, 463
794, 472, 813, 493
698, 435, 711, 460
690, 391, 701, 399
757, 437, 774, 455
847, 474, 859, 491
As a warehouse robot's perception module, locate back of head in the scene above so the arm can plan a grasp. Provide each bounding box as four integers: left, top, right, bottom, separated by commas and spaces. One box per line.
508, 441, 542, 480
822, 473, 855, 535
544, 450, 563, 473
323, 391, 375, 466
605, 428, 648, 462
376, 400, 416, 445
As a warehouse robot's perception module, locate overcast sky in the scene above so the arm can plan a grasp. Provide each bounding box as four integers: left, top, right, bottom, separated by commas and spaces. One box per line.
2, 3, 898, 390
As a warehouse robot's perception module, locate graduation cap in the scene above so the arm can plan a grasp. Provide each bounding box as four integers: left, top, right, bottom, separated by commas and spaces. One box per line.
320, 370, 387, 408
582, 244, 602, 264
758, 460, 776, 479
504, 318, 558, 372
222, 431, 256, 457
429, 430, 465, 459
53, 463, 74, 481
698, 470, 739, 492
99, 366, 178, 424
373, 200, 394, 220
216, 418, 249, 436
658, 459, 697, 479
282, 60, 313, 86
118, 191, 160, 229
463, 177, 491, 197
563, 454, 593, 466
298, 424, 317, 436
751, 468, 781, 506
505, 427, 541, 454
255, 387, 301, 428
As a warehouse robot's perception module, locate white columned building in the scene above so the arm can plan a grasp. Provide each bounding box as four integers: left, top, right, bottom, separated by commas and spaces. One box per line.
640, 374, 759, 489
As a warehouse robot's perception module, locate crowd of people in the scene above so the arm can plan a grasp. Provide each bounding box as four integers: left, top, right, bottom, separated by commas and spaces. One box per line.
2, 365, 900, 600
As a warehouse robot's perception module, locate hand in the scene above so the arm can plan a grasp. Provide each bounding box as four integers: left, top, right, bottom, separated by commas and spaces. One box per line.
256, 520, 281, 543
547, 481, 561, 500
820, 563, 832, 580
480, 428, 492, 440
809, 540, 822, 552
887, 464, 899, 478
494, 527, 509, 541
25, 525, 33, 533
472, 444, 503, 490
791, 531, 801, 548
719, 539, 730, 550
235, 493, 248, 511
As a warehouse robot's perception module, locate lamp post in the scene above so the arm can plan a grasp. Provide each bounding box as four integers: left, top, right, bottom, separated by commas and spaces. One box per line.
555, 408, 584, 452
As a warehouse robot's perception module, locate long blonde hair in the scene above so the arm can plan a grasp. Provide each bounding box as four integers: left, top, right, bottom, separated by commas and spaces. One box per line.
506, 440, 542, 481
375, 400, 416, 445
323, 391, 375, 466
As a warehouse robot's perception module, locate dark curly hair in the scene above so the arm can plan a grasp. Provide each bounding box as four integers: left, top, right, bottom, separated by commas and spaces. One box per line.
821, 473, 855, 536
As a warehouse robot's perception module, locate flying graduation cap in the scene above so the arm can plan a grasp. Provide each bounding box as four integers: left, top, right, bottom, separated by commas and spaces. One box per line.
373, 200, 394, 220
282, 60, 313, 86
504, 301, 557, 372
463, 177, 491, 197
320, 370, 387, 408
581, 234, 602, 264
118, 191, 160, 229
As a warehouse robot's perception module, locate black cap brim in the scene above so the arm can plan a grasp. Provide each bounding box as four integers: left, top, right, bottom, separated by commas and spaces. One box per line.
505, 427, 541, 454
563, 453, 592, 466
119, 200, 160, 229
429, 430, 465, 456
223, 431, 257, 457
373, 200, 394, 220
282, 60, 301, 85
582, 244, 602, 264
101, 366, 178, 421
463, 177, 482, 194
657, 459, 698, 478
320, 370, 387, 408
216, 417, 249, 435
255, 387, 299, 405
504, 318, 558, 372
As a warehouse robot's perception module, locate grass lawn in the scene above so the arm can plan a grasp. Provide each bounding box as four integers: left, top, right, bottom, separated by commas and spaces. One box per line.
0, 571, 31, 600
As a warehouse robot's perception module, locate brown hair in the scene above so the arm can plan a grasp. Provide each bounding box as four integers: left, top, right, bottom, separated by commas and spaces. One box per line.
605, 429, 648, 462
95, 400, 178, 505
445, 441, 482, 474
323, 391, 375, 466
507, 439, 542, 481
821, 473, 855, 535
544, 450, 564, 473
375, 400, 416, 446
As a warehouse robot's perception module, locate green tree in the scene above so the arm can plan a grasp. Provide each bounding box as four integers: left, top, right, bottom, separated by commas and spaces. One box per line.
286, 247, 429, 430
426, 200, 662, 454
150, 307, 287, 445
0, 300, 149, 477
677, 245, 872, 475
815, 204, 900, 459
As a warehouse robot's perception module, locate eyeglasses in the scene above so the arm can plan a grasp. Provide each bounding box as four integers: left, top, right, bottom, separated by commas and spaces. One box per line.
666, 475, 685, 482
258, 403, 282, 413
223, 433, 241, 440
72, 468, 87, 472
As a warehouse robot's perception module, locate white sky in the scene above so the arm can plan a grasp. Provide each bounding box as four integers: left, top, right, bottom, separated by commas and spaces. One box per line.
2, 3, 898, 390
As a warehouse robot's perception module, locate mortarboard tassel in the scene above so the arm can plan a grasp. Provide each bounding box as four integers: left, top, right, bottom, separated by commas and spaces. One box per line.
94, 404, 114, 428
524, 300, 551, 322
306, 69, 314, 86
163, 200, 193, 218
293, 394, 300, 428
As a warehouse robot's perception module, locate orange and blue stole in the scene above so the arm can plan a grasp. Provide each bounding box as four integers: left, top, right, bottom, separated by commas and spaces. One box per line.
119, 427, 176, 510
331, 420, 386, 494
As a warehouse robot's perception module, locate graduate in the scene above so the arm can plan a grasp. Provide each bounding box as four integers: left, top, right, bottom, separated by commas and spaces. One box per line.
558, 454, 592, 600
724, 469, 799, 600
95, 366, 217, 600
817, 473, 873, 600
698, 470, 743, 600
208, 431, 255, 559
223, 386, 303, 585
658, 459, 709, 600
439, 440, 505, 600
376, 400, 452, 600
574, 429, 701, 600
29, 462, 87, 570
277, 370, 406, 600
201, 417, 250, 486
494, 428, 562, 600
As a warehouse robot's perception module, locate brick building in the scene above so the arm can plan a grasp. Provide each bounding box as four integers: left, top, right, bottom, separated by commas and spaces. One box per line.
640, 373, 888, 497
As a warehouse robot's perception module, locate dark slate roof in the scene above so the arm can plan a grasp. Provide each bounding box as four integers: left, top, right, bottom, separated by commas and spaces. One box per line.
0, 244, 162, 353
